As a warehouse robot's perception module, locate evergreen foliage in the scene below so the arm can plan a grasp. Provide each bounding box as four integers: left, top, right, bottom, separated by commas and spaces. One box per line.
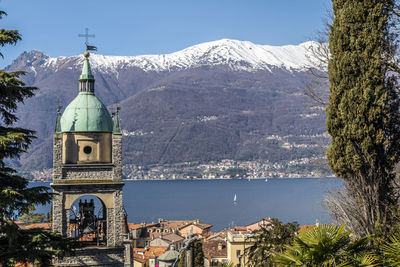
219, 261, 234, 267
246, 218, 299, 266
193, 239, 204, 267
0, 10, 75, 266
327, 0, 400, 236
273, 223, 377, 266
178, 250, 186, 267
19, 207, 45, 224
381, 232, 400, 266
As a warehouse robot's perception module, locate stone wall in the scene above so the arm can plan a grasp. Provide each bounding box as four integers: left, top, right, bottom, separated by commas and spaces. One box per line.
52, 125, 126, 265
53, 134, 63, 180
52, 184, 124, 246
114, 189, 124, 246
52, 190, 67, 235
106, 207, 115, 246
105, 189, 124, 246
112, 135, 122, 180
53, 247, 125, 267
62, 166, 113, 180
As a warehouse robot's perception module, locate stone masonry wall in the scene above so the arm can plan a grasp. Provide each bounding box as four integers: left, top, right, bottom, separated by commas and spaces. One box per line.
112, 135, 122, 181
62, 167, 113, 180
52, 132, 126, 265
52, 190, 67, 235
106, 207, 115, 246
53, 134, 62, 179
114, 190, 124, 246
104, 189, 124, 247
53, 247, 125, 267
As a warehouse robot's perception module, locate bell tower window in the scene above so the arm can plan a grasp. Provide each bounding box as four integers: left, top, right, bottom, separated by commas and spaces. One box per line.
83, 146, 92, 154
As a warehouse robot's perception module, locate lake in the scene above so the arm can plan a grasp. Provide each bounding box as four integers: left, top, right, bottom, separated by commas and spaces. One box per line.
33, 178, 341, 231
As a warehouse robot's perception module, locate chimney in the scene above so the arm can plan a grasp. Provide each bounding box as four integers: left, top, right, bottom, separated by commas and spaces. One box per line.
218, 243, 223, 250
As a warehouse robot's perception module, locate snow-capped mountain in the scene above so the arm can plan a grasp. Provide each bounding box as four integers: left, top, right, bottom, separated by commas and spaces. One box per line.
37, 39, 317, 73
7, 39, 328, 174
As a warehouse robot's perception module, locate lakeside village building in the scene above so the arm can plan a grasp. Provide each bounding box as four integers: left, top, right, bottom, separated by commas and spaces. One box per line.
26, 51, 309, 266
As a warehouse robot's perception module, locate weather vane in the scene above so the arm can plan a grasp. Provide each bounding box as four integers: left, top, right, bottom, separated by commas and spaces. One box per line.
78, 28, 97, 51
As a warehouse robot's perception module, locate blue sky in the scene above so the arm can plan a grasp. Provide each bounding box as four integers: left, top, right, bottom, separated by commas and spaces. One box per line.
0, 0, 331, 68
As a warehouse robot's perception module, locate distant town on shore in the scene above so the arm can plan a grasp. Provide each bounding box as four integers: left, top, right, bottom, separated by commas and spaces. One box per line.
27, 158, 333, 182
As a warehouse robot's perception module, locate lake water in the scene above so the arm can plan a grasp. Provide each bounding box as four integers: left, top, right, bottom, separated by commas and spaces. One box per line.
33, 178, 341, 231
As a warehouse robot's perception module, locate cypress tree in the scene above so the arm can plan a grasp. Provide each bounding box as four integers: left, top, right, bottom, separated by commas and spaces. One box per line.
327, 0, 400, 236
178, 250, 186, 267
193, 240, 204, 267
0, 11, 75, 265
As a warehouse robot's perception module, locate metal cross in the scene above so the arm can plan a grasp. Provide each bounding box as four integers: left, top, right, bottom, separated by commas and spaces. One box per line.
78, 28, 95, 46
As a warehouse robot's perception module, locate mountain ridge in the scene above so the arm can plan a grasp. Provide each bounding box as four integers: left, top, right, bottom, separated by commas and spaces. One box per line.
9, 39, 319, 74
6, 39, 330, 177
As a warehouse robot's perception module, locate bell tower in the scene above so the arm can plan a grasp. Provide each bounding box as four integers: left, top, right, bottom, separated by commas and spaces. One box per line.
51, 52, 126, 266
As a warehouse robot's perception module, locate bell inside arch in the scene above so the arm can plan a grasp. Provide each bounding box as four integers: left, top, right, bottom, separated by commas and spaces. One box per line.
69, 196, 106, 246
83, 224, 96, 234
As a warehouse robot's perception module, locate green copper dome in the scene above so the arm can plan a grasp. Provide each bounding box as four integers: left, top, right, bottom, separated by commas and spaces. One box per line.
59, 52, 113, 133
60, 92, 113, 133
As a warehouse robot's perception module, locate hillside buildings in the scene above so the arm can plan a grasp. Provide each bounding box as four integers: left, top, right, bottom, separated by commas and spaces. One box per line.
129, 217, 271, 266
21, 215, 281, 266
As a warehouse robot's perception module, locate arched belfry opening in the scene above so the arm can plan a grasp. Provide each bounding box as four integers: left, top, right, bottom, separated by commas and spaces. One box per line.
51, 51, 128, 266
69, 196, 107, 246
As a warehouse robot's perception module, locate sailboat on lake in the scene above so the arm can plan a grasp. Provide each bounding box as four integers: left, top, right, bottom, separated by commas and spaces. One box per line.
233, 194, 237, 204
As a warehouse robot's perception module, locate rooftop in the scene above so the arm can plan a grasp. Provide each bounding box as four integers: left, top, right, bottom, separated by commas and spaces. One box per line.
157, 246, 180, 262
203, 240, 227, 259
144, 246, 168, 259
159, 233, 184, 242
178, 221, 212, 231
206, 230, 227, 241
24, 222, 52, 230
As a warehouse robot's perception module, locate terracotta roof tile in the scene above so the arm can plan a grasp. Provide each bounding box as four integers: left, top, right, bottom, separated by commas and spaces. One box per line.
24, 222, 52, 230
203, 240, 227, 259
206, 230, 227, 241
233, 226, 247, 231
299, 225, 314, 233
178, 221, 212, 231
150, 232, 163, 239
160, 220, 193, 229
144, 246, 168, 259
128, 223, 142, 230
161, 233, 184, 242
133, 253, 147, 263
245, 217, 273, 231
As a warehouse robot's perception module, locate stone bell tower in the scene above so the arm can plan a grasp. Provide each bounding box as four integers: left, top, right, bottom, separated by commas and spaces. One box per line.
51, 52, 125, 266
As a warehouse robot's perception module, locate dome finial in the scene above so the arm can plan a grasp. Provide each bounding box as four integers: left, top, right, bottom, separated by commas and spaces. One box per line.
79, 51, 95, 90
